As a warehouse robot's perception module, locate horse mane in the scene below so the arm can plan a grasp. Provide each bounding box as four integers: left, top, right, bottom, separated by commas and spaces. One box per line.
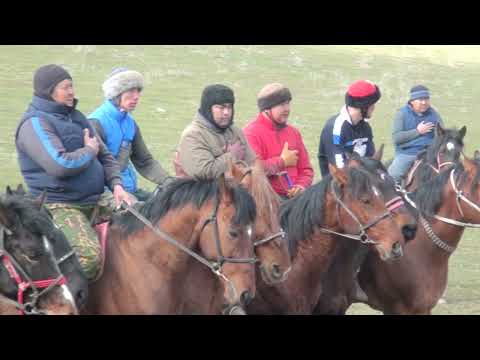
247, 162, 281, 230
411, 163, 463, 217
413, 156, 480, 218
280, 159, 375, 256
115, 177, 256, 237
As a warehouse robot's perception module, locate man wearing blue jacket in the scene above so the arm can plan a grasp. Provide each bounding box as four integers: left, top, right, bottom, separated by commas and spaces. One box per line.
388, 85, 444, 181
15, 64, 132, 280
89, 68, 171, 201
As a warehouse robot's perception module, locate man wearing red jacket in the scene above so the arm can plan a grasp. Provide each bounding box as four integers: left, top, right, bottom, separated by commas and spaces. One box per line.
244, 83, 314, 199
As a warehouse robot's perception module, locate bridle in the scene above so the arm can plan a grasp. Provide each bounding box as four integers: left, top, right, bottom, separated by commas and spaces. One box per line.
317, 180, 405, 245
397, 167, 480, 254
431, 168, 480, 228
0, 225, 67, 315
121, 188, 257, 300
428, 152, 456, 174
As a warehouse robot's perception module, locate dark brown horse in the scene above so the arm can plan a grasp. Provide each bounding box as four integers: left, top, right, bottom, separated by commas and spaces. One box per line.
357, 152, 480, 314
403, 124, 466, 192
0, 190, 78, 315
180, 160, 292, 314
313, 150, 417, 314
246, 150, 410, 314
85, 176, 258, 314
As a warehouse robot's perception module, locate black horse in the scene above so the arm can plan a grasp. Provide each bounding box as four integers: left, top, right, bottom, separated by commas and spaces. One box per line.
0, 188, 79, 314
3, 185, 88, 313
402, 124, 466, 190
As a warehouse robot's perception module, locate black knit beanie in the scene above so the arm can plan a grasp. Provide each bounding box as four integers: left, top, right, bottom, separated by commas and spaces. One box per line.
33, 64, 72, 100
198, 84, 235, 131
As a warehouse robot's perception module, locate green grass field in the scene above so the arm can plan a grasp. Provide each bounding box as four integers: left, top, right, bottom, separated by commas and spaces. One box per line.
1, 45, 479, 314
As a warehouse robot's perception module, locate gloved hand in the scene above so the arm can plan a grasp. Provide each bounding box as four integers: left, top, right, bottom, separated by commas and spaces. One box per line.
226, 142, 246, 161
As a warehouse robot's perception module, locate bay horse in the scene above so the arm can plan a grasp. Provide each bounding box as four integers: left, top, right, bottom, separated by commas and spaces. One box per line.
312, 150, 417, 314
0, 190, 78, 315
85, 175, 258, 314
402, 124, 466, 192
246, 150, 411, 314
180, 160, 292, 314
357, 152, 480, 314
5, 184, 89, 311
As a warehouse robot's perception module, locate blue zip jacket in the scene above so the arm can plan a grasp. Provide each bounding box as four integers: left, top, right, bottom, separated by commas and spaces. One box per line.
89, 100, 138, 192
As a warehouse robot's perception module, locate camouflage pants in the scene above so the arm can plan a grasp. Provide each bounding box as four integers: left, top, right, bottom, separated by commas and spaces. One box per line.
45, 192, 116, 281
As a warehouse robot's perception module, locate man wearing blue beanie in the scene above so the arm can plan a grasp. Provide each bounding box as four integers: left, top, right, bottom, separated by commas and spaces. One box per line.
388, 85, 444, 182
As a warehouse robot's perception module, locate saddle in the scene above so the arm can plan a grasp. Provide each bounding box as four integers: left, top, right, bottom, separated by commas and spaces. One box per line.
92, 222, 109, 282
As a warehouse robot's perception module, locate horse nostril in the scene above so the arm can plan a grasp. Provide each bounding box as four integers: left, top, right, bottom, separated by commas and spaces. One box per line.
76, 290, 87, 306
392, 242, 403, 258
402, 224, 417, 242
271, 264, 282, 279
240, 291, 253, 306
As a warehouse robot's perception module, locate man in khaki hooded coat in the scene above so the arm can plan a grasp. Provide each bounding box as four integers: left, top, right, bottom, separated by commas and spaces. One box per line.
174, 84, 256, 178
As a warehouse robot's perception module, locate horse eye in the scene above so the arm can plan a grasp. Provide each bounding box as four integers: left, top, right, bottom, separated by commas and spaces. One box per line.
361, 197, 371, 204
229, 229, 239, 238
27, 249, 43, 259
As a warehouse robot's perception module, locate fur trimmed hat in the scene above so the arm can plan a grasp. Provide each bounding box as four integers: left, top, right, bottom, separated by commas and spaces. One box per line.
102, 67, 144, 99
345, 80, 381, 109
198, 84, 235, 131
257, 83, 292, 111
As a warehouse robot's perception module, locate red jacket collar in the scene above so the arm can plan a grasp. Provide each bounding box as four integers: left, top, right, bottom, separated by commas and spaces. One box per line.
256, 112, 286, 131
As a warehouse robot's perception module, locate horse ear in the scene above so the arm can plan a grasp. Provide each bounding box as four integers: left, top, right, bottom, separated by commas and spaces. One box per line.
463, 156, 476, 173
16, 184, 25, 195
474, 150, 480, 161
33, 190, 47, 210
224, 158, 234, 181
5, 186, 13, 196
459, 126, 467, 139
230, 161, 245, 184
372, 144, 384, 162
436, 123, 445, 137
329, 163, 348, 185
218, 175, 232, 203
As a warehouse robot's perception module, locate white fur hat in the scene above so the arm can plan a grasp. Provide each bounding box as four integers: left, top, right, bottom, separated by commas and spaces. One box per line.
102, 68, 144, 99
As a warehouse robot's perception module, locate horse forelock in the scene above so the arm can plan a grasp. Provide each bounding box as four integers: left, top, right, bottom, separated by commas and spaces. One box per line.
248, 164, 281, 230
0, 194, 57, 241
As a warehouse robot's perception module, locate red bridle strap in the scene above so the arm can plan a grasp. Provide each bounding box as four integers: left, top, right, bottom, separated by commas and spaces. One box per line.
1, 255, 66, 315
385, 196, 405, 213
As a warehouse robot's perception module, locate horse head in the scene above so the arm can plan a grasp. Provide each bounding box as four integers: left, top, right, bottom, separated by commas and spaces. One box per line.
4, 187, 89, 312
183, 176, 257, 314
328, 153, 405, 261
349, 146, 418, 243
225, 159, 291, 285
0, 193, 78, 314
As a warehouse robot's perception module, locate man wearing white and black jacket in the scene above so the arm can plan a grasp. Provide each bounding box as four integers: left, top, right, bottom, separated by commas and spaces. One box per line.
318, 80, 381, 177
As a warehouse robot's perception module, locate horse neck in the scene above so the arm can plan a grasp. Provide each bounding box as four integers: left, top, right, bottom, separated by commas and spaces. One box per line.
266, 194, 344, 313
89, 209, 205, 314
104, 208, 203, 290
